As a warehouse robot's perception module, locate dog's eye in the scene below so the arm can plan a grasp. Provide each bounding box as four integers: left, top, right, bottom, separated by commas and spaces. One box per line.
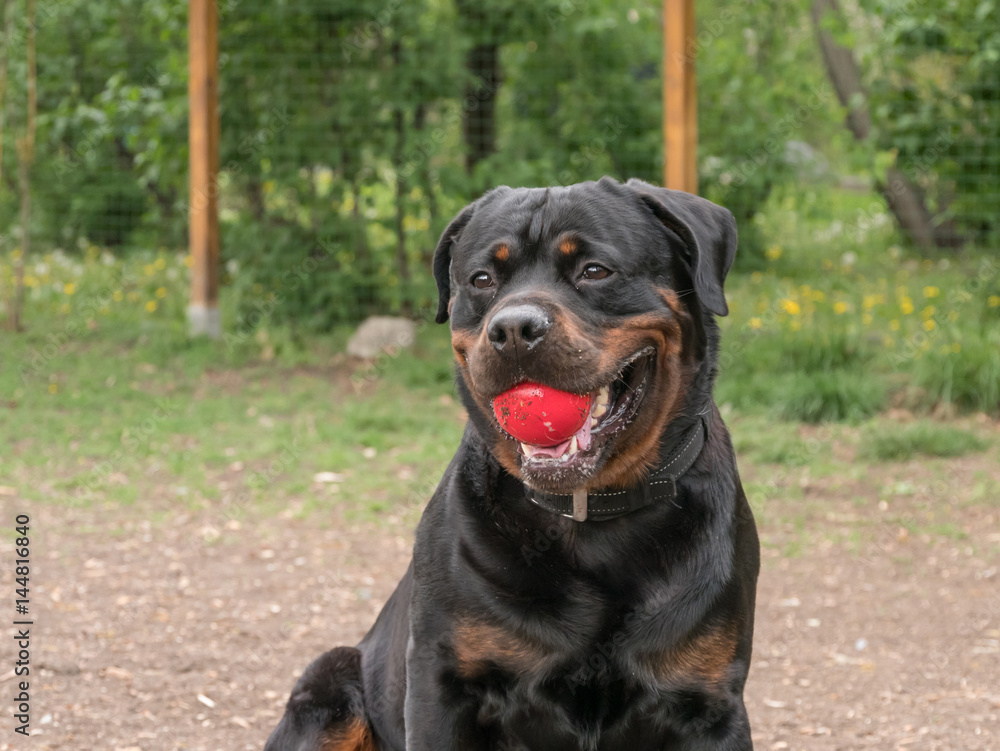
582, 264, 611, 281
472, 272, 495, 289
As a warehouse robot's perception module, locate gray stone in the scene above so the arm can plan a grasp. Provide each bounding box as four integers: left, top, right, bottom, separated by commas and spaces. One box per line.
346, 316, 417, 359
783, 140, 831, 182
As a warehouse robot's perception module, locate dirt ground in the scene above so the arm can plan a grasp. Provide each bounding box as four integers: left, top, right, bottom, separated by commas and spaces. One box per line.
3, 450, 999, 751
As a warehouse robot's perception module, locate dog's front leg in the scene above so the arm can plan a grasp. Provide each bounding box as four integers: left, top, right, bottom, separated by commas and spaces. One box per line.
403, 634, 491, 750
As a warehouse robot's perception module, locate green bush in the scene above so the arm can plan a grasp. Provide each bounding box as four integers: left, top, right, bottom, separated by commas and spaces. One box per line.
912, 334, 1000, 413
863, 422, 990, 461
774, 369, 887, 423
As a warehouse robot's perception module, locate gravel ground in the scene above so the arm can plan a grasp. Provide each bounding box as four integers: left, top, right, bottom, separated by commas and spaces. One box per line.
2, 449, 998, 751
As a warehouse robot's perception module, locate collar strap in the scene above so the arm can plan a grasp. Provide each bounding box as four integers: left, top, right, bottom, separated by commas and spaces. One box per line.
524, 410, 711, 522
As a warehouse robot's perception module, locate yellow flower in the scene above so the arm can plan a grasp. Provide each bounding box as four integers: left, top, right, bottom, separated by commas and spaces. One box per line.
48, 383, 58, 394
99, 306, 110, 315
863, 294, 879, 310
113, 290, 124, 302
889, 319, 900, 331
63, 282, 76, 295
947, 310, 959, 322
155, 287, 167, 299
821, 259, 833, 270
184, 255, 194, 267
988, 295, 1000, 308
900, 298, 914, 315
145, 300, 157, 313
144, 264, 155, 276
862, 313, 873, 325
750, 271, 763, 284
789, 319, 802, 331
780, 299, 800, 315
923, 319, 936, 331
810, 290, 825, 302
833, 301, 849, 315
154, 257, 167, 270
748, 317, 763, 330
765, 245, 783, 261
127, 291, 140, 302
950, 342, 962, 353
923, 286, 940, 298
921, 305, 935, 320
24, 275, 38, 288
59, 303, 70, 314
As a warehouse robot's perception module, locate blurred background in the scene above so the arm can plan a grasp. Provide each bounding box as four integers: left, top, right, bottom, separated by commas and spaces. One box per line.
1, 1, 999, 749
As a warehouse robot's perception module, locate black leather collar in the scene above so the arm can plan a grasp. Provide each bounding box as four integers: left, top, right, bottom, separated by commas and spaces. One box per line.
524, 409, 712, 522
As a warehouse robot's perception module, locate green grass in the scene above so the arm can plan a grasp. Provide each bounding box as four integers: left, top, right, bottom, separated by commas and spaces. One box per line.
862, 421, 990, 461
0, 298, 464, 523
2, 184, 999, 556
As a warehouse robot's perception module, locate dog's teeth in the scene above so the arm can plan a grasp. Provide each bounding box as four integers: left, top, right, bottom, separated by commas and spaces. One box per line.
520, 442, 536, 458
590, 417, 598, 427
593, 403, 607, 418
596, 386, 610, 407
567, 436, 578, 455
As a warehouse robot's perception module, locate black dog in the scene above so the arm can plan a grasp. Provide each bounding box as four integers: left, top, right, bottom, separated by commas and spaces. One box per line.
265, 177, 759, 750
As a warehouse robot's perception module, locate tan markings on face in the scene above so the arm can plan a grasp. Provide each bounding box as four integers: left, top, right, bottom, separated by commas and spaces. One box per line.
450, 328, 478, 365
450, 326, 523, 473
320, 717, 379, 751
585, 290, 696, 489
559, 236, 578, 255
652, 620, 740, 688
495, 243, 511, 262
452, 620, 546, 679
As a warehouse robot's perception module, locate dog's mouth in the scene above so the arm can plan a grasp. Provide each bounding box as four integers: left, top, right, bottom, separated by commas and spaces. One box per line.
497, 347, 657, 488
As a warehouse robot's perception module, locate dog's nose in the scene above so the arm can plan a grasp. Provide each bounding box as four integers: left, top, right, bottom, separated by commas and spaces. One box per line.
487, 304, 551, 353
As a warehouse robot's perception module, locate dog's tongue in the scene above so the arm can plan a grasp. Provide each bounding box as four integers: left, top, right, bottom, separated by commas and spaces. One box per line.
525, 414, 592, 458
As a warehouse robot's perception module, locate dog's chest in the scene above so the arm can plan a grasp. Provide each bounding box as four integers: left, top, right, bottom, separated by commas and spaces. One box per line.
453, 604, 739, 748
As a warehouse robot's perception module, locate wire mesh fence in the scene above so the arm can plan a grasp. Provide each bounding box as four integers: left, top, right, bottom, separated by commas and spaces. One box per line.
1, 0, 997, 330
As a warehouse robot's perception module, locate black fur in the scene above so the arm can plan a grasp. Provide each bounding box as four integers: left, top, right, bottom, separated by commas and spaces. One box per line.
265, 178, 760, 750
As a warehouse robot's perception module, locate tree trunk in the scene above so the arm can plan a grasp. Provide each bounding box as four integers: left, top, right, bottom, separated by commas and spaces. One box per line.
810, 0, 956, 251
413, 102, 439, 270
6, 0, 35, 332
391, 41, 411, 315
462, 43, 500, 176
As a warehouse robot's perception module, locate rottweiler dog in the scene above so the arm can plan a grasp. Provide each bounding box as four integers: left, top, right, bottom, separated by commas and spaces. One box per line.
264, 177, 759, 750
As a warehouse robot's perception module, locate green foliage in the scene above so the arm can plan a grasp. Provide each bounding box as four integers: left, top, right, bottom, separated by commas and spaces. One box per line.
775, 369, 887, 423
697, 0, 838, 263
861, 0, 1000, 246
863, 421, 990, 460
912, 332, 1000, 412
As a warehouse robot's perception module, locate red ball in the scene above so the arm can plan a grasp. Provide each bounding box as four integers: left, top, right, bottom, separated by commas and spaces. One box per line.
492, 382, 593, 447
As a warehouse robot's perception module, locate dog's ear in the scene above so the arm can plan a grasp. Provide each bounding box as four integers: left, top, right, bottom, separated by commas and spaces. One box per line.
432, 203, 477, 324
624, 178, 738, 317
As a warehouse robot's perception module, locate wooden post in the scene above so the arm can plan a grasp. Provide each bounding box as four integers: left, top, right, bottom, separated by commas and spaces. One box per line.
663, 0, 698, 194
188, 0, 221, 338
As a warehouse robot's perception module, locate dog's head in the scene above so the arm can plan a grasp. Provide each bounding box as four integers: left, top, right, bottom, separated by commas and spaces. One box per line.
433, 177, 737, 493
